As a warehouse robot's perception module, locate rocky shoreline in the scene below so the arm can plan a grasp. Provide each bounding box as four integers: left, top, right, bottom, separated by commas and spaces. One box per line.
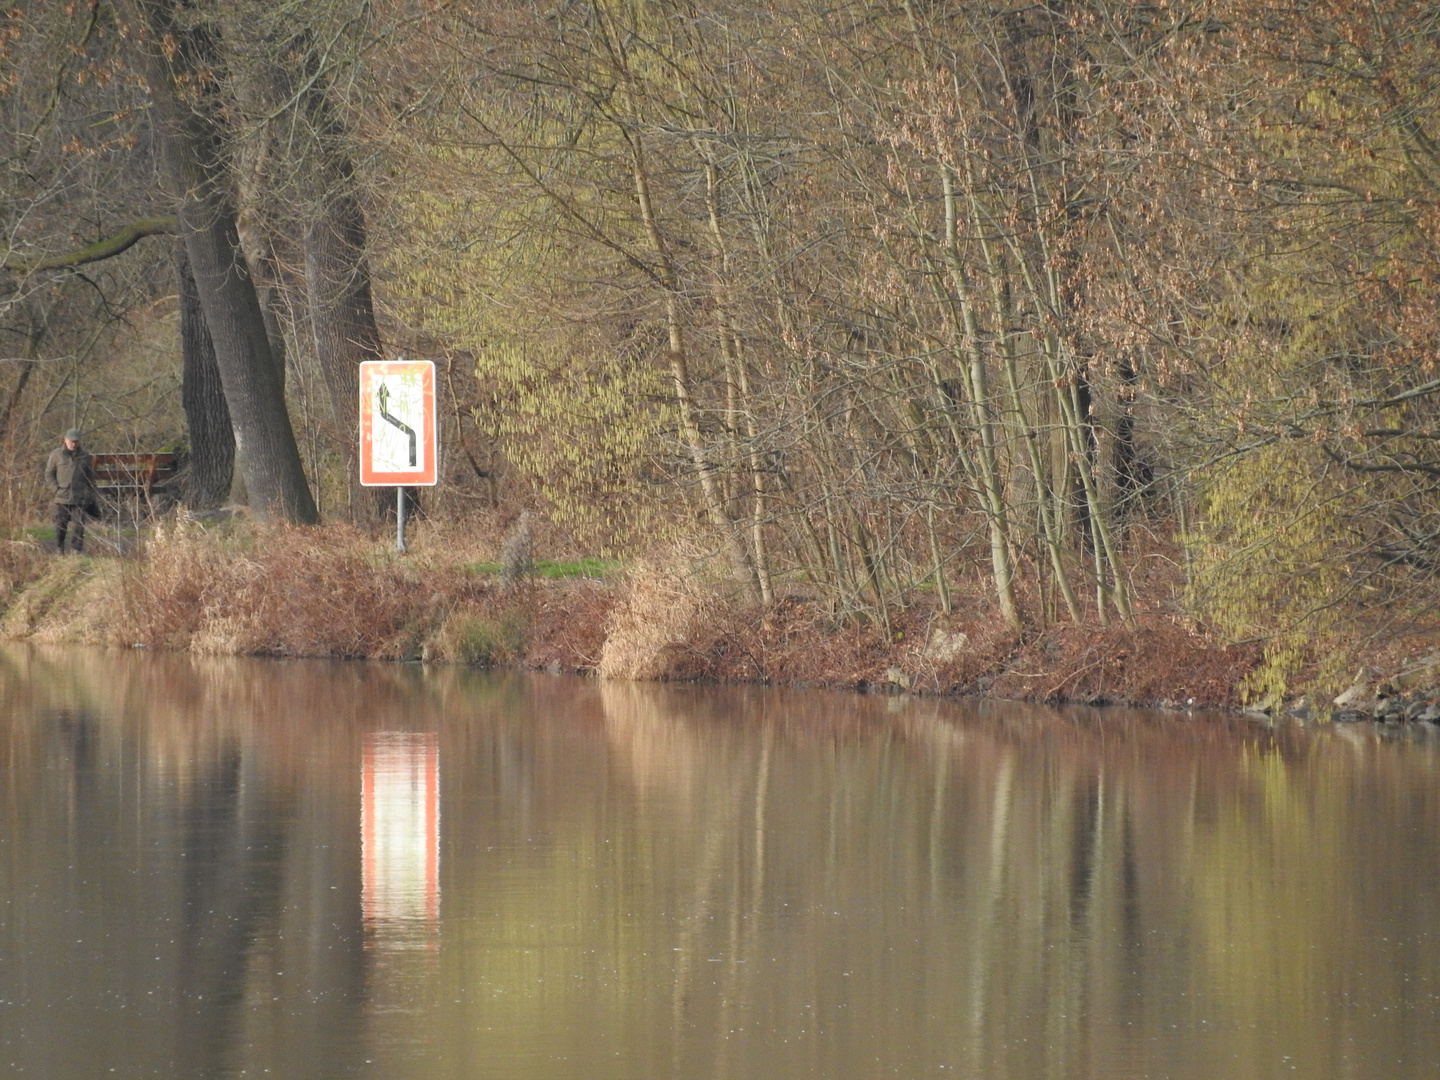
1329, 691, 1440, 725
1289, 658, 1440, 725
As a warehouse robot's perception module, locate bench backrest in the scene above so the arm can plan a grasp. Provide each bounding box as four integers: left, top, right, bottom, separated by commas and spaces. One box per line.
91, 453, 178, 488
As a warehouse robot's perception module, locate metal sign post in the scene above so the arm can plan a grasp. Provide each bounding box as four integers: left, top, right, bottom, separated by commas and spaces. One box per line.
359, 359, 438, 551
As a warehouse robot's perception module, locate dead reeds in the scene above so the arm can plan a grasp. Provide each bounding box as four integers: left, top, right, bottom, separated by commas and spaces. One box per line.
120, 520, 481, 659
597, 552, 728, 681
0, 520, 1261, 709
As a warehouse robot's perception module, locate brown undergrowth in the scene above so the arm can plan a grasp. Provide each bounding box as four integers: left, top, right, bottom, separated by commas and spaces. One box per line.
989, 624, 1260, 707
0, 540, 48, 613
125, 521, 445, 657
592, 556, 1258, 707
639, 600, 1256, 708
118, 521, 613, 667
0, 525, 1260, 709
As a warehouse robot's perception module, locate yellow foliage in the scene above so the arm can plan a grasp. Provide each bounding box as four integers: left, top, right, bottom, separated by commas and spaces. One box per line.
1192, 440, 1352, 707
382, 138, 675, 549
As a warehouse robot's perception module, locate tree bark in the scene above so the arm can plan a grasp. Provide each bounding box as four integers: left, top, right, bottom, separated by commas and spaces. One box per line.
291, 38, 387, 528
176, 242, 235, 509
125, 0, 318, 524
233, 215, 290, 396
305, 165, 386, 525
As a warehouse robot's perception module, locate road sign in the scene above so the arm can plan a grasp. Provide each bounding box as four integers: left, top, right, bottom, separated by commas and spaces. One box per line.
359, 359, 438, 487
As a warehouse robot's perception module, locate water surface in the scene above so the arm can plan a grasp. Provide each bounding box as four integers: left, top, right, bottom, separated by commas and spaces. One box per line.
1, 644, 1438, 1079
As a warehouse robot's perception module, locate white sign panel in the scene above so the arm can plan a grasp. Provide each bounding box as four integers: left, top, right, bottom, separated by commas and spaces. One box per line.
359, 360, 438, 486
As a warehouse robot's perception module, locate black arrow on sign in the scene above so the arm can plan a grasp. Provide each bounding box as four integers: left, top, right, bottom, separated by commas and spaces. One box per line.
376, 381, 418, 467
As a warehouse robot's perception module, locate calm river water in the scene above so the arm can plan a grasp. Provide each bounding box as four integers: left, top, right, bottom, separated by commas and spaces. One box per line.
1, 644, 1438, 1079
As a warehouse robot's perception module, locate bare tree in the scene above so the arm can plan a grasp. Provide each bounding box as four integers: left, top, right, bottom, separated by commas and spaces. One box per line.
121, 0, 318, 524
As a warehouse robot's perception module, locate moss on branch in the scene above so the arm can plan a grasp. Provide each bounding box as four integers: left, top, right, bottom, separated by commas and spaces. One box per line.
2, 216, 178, 275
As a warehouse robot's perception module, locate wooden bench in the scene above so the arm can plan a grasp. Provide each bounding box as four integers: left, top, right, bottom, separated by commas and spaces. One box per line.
91, 452, 178, 517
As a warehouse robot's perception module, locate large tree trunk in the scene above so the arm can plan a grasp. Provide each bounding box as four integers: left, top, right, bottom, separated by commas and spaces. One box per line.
176, 243, 234, 509
306, 178, 386, 525
233, 209, 291, 395
221, 18, 386, 527
298, 54, 388, 529
126, 0, 318, 525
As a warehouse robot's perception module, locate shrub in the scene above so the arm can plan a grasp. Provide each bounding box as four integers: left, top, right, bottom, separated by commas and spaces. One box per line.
122, 522, 438, 658
598, 550, 726, 680
448, 611, 529, 666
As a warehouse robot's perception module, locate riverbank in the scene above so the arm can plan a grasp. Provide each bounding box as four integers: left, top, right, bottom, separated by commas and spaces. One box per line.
2, 520, 1432, 719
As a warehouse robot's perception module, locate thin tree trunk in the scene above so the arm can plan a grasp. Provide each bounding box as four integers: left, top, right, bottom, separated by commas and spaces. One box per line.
970, 212, 1082, 623
1002, 83, 1133, 627
941, 166, 1023, 631
701, 155, 774, 604
630, 130, 760, 600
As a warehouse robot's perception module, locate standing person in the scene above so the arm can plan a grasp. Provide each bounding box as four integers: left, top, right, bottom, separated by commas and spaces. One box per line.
45, 428, 97, 554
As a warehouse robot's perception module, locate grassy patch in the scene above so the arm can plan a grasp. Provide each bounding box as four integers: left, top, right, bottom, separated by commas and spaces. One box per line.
464, 557, 619, 580
0, 555, 122, 643
4, 524, 139, 545
449, 612, 529, 666
5, 526, 53, 544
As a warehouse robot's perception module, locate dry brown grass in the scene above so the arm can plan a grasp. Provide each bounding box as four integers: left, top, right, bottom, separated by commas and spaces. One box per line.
991, 621, 1260, 707
597, 552, 729, 680
0, 517, 1261, 710
404, 506, 575, 570
583, 544, 1257, 708
120, 520, 488, 659
1, 548, 123, 644
594, 553, 1020, 691
0, 539, 47, 614
522, 579, 614, 672
1, 517, 608, 671
402, 511, 507, 566
672, 596, 895, 687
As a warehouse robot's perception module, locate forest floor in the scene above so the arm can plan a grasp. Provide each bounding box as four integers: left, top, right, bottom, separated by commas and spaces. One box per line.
0, 516, 1276, 714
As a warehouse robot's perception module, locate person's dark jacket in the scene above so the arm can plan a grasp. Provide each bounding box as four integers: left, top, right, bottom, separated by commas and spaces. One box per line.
45, 445, 96, 506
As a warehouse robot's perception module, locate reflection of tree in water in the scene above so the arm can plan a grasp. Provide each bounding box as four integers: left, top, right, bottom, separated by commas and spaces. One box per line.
168, 739, 372, 1080
8, 649, 1440, 1079
174, 745, 291, 1078
0, 651, 405, 1078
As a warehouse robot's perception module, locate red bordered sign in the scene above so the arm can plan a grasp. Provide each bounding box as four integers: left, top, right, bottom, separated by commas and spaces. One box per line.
359, 360, 438, 486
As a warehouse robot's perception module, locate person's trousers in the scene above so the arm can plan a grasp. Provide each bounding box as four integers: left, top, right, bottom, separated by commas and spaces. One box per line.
53, 502, 86, 553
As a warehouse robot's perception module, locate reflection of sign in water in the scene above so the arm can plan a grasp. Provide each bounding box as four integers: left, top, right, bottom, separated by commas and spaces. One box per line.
359, 360, 438, 486
361, 732, 439, 948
